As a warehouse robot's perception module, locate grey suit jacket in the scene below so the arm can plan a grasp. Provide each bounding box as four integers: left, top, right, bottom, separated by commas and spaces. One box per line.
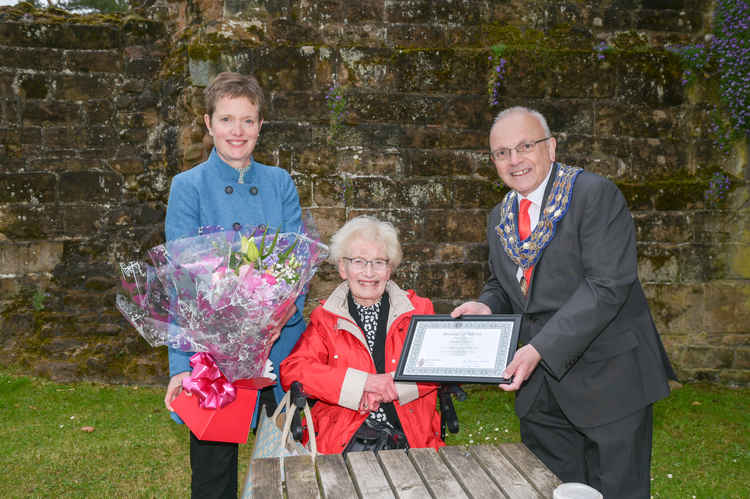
479, 163, 675, 428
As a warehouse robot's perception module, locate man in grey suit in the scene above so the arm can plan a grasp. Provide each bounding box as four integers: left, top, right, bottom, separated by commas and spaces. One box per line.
451, 107, 675, 498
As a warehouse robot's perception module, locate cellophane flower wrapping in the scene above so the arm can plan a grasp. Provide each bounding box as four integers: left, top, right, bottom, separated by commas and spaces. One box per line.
116, 221, 329, 382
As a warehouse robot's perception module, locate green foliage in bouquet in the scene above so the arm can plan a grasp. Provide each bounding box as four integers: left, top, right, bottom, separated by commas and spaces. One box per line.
227, 227, 302, 285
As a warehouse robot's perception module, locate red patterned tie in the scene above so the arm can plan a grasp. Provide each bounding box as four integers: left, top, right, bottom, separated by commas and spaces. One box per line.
519, 198, 533, 294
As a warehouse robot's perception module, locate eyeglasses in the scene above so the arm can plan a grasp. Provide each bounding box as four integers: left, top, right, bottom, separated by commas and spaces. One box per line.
343, 257, 390, 272
490, 137, 552, 162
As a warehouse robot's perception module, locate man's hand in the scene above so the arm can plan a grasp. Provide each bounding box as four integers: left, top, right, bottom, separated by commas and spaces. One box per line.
164, 371, 191, 411
450, 301, 492, 318
363, 373, 399, 403
500, 344, 542, 392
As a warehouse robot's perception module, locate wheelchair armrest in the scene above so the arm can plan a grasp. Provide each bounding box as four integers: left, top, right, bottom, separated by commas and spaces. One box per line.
289, 381, 307, 442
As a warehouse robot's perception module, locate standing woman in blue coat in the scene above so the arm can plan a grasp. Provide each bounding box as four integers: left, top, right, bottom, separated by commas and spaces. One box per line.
162, 72, 306, 498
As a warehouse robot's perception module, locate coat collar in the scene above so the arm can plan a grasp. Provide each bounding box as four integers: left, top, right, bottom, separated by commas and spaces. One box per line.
208, 148, 257, 184
322, 281, 415, 345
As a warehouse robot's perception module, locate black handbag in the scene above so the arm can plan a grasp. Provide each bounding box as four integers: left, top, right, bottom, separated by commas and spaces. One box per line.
344, 418, 409, 454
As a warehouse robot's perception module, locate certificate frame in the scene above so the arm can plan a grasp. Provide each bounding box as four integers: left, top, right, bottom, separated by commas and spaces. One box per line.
394, 314, 521, 384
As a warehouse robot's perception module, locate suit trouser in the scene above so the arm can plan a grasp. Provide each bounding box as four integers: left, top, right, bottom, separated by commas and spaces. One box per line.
520, 379, 653, 499
188, 386, 279, 498
189, 432, 238, 499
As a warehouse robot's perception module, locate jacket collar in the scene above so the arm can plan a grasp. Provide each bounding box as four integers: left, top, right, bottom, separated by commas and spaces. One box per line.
208, 148, 257, 184
323, 280, 415, 340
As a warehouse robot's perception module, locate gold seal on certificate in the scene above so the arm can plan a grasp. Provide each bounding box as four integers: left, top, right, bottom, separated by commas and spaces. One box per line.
394, 315, 521, 384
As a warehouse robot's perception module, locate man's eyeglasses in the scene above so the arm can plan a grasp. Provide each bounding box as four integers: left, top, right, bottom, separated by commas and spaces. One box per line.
343, 257, 390, 272
490, 137, 552, 162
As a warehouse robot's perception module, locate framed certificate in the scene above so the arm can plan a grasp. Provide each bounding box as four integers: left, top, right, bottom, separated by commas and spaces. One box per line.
394, 314, 521, 384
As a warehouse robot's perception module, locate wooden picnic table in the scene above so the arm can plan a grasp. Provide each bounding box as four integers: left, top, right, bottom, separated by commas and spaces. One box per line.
243, 442, 562, 498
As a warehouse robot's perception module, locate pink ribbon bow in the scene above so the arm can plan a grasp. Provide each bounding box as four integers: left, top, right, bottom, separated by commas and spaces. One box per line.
182, 352, 237, 409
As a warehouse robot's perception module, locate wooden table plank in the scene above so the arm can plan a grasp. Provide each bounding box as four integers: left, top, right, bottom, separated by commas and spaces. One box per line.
499, 443, 562, 497
470, 444, 542, 499
248, 457, 283, 499
317, 453, 359, 499
408, 447, 468, 499
347, 451, 395, 498
284, 455, 321, 498
377, 449, 431, 499
439, 445, 506, 499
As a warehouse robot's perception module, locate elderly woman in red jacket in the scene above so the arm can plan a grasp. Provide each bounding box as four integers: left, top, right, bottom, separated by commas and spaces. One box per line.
280, 215, 444, 454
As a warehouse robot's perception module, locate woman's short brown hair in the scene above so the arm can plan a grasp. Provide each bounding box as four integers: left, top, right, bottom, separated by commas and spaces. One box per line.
204, 72, 265, 120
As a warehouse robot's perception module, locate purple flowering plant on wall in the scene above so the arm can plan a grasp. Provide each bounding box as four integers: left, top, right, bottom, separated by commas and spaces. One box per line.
671, 0, 750, 151
325, 83, 347, 142
705, 171, 732, 208
487, 43, 507, 107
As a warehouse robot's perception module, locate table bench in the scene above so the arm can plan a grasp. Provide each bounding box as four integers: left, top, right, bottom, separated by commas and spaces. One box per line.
243, 443, 561, 498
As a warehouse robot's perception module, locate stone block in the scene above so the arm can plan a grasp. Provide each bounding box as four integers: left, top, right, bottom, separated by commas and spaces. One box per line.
338, 148, 402, 176
402, 148, 471, 177
637, 244, 680, 282
0, 241, 63, 274
400, 179, 452, 208
271, 91, 327, 121
422, 209, 486, 243
43, 126, 85, 149
733, 348, 750, 370
615, 51, 684, 107
305, 207, 346, 242
644, 283, 704, 335
0, 172, 56, 203
633, 211, 693, 244
385, 0, 432, 23
59, 171, 122, 203
22, 100, 80, 125
296, 147, 338, 176
403, 125, 486, 150
0, 22, 119, 50
635, 8, 703, 32
0, 204, 61, 239
65, 50, 122, 73
0, 46, 64, 71
392, 49, 486, 94
681, 345, 735, 369
386, 24, 447, 48
312, 176, 346, 207
703, 282, 750, 334
452, 179, 500, 209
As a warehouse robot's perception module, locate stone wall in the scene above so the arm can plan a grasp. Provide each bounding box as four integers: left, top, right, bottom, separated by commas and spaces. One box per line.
0, 0, 747, 386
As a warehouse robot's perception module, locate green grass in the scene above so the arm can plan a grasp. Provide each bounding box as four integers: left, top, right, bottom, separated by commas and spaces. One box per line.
1, 369, 747, 498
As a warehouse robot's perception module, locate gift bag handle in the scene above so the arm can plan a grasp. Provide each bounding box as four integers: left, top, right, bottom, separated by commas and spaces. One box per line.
271, 389, 317, 457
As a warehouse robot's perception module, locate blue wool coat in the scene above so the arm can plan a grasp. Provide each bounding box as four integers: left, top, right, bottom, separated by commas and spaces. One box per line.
165, 148, 306, 423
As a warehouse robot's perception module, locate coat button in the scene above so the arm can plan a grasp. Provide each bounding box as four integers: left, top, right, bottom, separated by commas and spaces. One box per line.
249, 186, 258, 195
225, 186, 233, 194
232, 222, 241, 231
333, 354, 339, 359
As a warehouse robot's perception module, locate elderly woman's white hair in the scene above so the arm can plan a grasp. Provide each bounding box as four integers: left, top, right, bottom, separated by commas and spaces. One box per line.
328, 215, 403, 269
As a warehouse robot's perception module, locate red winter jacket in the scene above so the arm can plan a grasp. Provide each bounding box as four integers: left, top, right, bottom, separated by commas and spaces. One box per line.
280, 281, 444, 454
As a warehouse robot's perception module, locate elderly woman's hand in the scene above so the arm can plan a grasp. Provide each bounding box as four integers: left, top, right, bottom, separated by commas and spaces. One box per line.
358, 391, 383, 413
363, 373, 399, 403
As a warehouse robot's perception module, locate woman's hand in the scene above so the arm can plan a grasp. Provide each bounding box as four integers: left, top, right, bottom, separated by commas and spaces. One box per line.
358, 391, 383, 414
267, 304, 297, 345
364, 373, 399, 403
164, 372, 191, 411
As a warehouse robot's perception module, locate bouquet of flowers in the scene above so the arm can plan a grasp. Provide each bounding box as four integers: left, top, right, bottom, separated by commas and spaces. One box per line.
116, 221, 328, 383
